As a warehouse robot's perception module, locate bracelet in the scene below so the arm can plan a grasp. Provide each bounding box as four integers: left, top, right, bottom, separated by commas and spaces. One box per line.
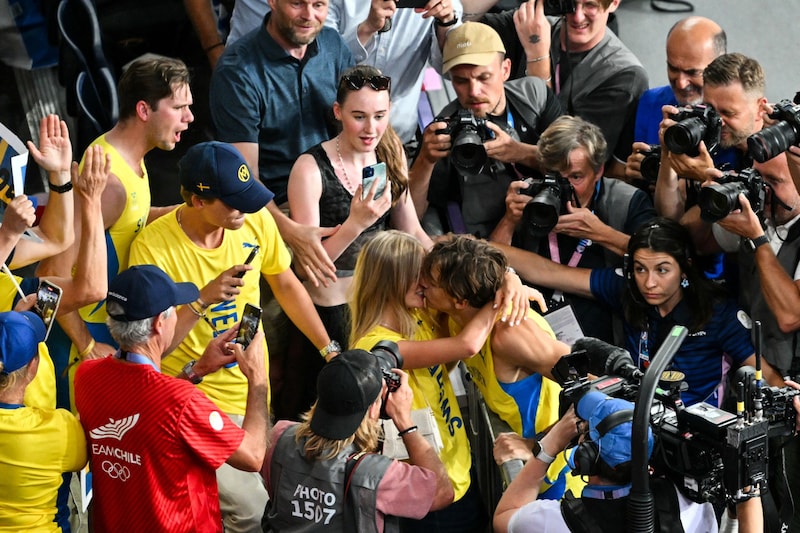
434, 15, 458, 27
527, 55, 549, 63
187, 301, 206, 318
196, 297, 209, 310
543, 75, 553, 83
505, 266, 516, 275
78, 339, 96, 359
398, 425, 418, 437
204, 42, 224, 53
48, 180, 73, 193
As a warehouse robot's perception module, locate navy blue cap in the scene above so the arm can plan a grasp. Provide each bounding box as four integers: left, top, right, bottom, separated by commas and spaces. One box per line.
0, 311, 46, 374
107, 265, 199, 322
179, 141, 273, 213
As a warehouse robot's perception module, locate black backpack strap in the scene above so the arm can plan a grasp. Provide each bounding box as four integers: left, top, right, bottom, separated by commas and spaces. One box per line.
651, 477, 685, 533
560, 490, 603, 533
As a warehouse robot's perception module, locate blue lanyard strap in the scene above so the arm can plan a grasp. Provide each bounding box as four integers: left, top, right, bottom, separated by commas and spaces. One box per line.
116, 350, 159, 373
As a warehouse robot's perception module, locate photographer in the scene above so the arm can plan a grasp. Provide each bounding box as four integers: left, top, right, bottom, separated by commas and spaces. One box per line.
654, 53, 768, 221
625, 17, 726, 188
494, 115, 654, 343
493, 391, 763, 533
408, 21, 562, 238
261, 349, 453, 531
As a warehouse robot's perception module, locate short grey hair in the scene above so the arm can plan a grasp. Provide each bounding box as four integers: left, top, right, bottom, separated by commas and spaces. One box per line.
537, 115, 608, 174
106, 301, 166, 347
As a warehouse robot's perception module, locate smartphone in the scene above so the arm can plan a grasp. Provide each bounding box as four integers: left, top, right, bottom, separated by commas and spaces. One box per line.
362, 162, 388, 200
35, 280, 62, 341
396, 0, 428, 7
235, 303, 262, 349
234, 245, 260, 278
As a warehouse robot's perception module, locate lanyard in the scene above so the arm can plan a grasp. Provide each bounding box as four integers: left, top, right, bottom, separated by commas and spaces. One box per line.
116, 350, 159, 373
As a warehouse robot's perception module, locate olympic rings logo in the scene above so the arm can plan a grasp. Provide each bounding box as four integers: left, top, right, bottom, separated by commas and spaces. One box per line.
102, 460, 131, 481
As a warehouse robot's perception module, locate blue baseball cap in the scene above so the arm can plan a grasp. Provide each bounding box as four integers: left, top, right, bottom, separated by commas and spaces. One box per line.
107, 265, 199, 322
0, 311, 46, 374
574, 391, 654, 468
179, 141, 273, 213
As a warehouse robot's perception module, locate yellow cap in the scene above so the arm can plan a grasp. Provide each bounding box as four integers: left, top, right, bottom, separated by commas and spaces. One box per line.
442, 22, 506, 73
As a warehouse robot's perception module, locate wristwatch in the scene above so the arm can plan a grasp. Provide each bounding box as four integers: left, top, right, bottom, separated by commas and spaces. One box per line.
531, 439, 556, 464
182, 360, 203, 384
746, 234, 769, 252
319, 340, 341, 359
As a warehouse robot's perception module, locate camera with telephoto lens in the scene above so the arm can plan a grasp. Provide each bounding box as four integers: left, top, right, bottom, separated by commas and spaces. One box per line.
664, 104, 722, 157
435, 109, 495, 174
550, 335, 799, 506
697, 167, 766, 222
747, 98, 800, 163
518, 173, 577, 237
542, 0, 575, 16
639, 145, 662, 184
371, 340, 403, 394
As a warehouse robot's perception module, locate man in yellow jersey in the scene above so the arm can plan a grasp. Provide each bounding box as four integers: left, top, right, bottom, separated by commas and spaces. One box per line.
420, 235, 582, 500
36, 56, 194, 410
128, 141, 337, 533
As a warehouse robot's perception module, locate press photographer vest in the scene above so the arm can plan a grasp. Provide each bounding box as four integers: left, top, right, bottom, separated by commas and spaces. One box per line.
434, 77, 550, 238
738, 220, 800, 374
264, 424, 399, 533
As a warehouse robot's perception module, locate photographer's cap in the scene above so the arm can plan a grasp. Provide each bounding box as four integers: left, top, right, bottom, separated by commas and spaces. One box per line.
0, 311, 46, 374
442, 22, 506, 73
310, 349, 383, 440
107, 265, 199, 322
179, 141, 273, 213
575, 391, 653, 468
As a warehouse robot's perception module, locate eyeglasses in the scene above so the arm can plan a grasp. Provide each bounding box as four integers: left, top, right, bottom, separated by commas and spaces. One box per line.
341, 74, 391, 92
573, 1, 602, 16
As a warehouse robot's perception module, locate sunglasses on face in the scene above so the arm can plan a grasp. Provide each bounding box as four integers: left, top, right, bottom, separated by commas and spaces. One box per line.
341, 74, 391, 92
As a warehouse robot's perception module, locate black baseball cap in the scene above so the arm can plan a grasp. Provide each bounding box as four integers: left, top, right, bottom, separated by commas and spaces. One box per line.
310, 349, 383, 440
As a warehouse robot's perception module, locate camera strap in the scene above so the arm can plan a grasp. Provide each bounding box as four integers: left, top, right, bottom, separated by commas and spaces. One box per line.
547, 232, 591, 304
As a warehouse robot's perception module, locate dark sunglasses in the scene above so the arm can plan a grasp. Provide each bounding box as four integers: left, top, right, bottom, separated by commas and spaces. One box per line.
342, 74, 391, 92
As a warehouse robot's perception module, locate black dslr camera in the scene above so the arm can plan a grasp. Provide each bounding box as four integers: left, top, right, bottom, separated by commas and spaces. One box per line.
543, 0, 575, 16
518, 173, 577, 236
639, 145, 662, 184
664, 104, 722, 157
435, 109, 494, 174
697, 167, 766, 222
747, 98, 800, 163
372, 340, 403, 393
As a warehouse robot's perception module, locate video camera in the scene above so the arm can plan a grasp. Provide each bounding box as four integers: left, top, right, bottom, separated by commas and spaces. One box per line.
664, 104, 722, 157
550, 331, 798, 507
518, 173, 578, 237
747, 97, 800, 163
696, 167, 766, 222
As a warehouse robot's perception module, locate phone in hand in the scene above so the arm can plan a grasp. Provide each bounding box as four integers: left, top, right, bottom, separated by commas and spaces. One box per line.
396, 0, 429, 7
235, 303, 262, 349
234, 245, 260, 278
34, 280, 62, 341
362, 162, 388, 200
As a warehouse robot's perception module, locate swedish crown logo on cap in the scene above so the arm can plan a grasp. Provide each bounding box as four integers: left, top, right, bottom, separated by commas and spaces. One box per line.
238, 164, 250, 183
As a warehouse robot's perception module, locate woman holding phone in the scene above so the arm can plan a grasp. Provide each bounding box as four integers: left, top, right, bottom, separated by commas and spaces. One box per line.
288, 68, 430, 331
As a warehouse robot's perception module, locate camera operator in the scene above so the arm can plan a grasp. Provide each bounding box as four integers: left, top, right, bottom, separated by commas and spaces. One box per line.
494, 115, 655, 344
624, 16, 727, 188
261, 349, 453, 531
494, 391, 763, 533
407, 21, 562, 238
654, 53, 768, 221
